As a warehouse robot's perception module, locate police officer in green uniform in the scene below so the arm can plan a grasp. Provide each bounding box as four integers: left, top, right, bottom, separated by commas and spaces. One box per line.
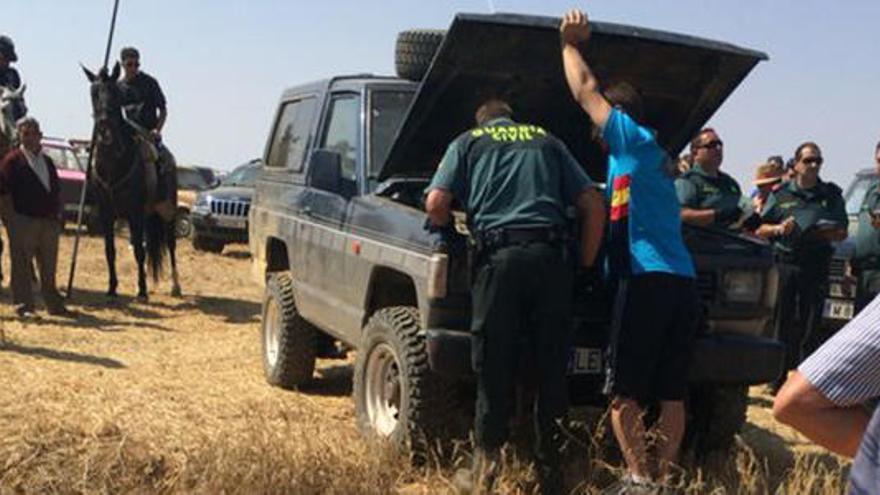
425, 98, 605, 494
675, 128, 744, 228
852, 140, 880, 311
758, 142, 848, 388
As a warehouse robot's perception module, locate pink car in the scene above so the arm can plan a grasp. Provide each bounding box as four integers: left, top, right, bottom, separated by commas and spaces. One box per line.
41, 137, 97, 229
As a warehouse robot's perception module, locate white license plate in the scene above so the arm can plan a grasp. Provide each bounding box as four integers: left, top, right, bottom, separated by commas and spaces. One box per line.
568, 347, 603, 375
215, 216, 246, 229
823, 298, 854, 320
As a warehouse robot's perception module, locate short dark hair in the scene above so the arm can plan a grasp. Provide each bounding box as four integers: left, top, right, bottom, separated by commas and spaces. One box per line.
604, 82, 644, 124
875, 140, 880, 153
120, 46, 140, 61
767, 155, 784, 168
475, 99, 513, 126
794, 141, 821, 162
689, 128, 717, 151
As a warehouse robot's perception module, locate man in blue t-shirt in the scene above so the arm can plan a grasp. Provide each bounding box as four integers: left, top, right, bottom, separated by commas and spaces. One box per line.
561, 9, 697, 490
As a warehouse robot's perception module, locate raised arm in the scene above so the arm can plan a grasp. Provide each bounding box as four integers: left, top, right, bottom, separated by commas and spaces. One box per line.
560, 9, 612, 128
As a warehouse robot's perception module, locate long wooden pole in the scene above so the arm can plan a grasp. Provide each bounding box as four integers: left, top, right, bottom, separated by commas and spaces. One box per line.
66, 0, 121, 298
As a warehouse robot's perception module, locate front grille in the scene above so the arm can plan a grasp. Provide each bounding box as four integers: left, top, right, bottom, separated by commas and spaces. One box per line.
696, 271, 717, 304
828, 257, 847, 279
210, 199, 250, 217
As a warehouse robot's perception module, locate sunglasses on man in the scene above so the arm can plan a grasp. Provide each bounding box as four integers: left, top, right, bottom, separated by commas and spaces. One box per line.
801, 156, 823, 166
697, 140, 723, 150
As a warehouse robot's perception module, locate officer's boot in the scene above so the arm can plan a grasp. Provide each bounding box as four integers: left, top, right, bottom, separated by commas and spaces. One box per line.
453, 448, 500, 494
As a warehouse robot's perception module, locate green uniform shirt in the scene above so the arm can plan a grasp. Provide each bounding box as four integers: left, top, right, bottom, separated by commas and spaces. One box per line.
855, 179, 880, 261
674, 165, 742, 226
761, 179, 848, 255
427, 117, 593, 232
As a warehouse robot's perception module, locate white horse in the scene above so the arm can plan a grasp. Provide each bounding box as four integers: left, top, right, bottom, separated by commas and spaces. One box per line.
0, 84, 26, 155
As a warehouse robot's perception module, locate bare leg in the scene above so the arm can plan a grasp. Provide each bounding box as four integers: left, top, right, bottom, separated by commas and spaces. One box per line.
610, 397, 651, 479
773, 371, 869, 457
655, 400, 685, 478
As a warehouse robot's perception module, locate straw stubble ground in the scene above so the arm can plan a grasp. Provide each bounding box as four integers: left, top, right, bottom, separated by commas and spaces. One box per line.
0, 231, 851, 493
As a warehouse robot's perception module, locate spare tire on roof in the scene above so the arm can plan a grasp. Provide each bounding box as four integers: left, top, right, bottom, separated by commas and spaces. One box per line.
395, 29, 445, 81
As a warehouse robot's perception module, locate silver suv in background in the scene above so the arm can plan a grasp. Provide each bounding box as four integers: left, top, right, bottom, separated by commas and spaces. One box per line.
191, 159, 261, 253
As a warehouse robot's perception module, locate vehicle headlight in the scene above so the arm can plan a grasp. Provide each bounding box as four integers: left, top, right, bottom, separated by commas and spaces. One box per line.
194, 194, 211, 211
723, 270, 763, 304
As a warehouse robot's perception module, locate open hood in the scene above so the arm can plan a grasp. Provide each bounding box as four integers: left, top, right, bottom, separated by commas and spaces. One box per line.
379, 13, 767, 181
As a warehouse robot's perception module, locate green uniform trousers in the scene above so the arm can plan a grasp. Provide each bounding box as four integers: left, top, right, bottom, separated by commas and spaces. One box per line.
471, 241, 572, 484
776, 255, 830, 371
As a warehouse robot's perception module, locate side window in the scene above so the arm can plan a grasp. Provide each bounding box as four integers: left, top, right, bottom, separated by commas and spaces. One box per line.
266, 96, 317, 171
320, 94, 361, 183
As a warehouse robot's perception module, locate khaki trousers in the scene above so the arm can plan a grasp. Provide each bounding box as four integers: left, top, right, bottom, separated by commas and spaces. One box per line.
6, 213, 63, 311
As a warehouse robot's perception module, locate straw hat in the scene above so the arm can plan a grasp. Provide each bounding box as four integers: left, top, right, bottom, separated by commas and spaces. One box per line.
753, 161, 784, 186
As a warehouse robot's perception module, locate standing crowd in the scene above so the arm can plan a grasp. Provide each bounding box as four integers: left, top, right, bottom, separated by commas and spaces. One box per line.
426, 8, 878, 495
0, 36, 167, 319
1, 8, 877, 495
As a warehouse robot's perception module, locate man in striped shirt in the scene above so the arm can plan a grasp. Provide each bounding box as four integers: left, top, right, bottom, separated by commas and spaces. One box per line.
774, 293, 880, 492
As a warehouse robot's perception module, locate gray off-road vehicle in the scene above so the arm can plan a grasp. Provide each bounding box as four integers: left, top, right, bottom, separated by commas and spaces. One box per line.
249, 14, 784, 457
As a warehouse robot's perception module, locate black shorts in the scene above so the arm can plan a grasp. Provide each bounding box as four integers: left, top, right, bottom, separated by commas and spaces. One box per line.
603, 273, 698, 402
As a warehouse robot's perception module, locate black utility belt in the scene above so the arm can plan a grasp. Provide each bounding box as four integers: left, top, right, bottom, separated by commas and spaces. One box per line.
473, 226, 567, 251
854, 256, 880, 271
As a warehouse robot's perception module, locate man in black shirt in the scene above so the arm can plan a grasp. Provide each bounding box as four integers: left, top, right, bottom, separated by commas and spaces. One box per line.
117, 47, 175, 214
118, 46, 167, 139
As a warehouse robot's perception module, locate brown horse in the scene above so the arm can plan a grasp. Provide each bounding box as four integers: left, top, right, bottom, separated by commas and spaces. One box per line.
83, 63, 181, 299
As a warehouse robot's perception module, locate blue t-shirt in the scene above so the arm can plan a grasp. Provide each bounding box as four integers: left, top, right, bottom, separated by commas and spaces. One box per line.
603, 108, 695, 278
849, 405, 880, 494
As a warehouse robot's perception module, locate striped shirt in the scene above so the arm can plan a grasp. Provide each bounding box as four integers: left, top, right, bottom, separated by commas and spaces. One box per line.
799, 293, 880, 405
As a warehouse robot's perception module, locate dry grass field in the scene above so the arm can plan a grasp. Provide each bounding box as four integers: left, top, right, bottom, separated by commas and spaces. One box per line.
0, 231, 851, 494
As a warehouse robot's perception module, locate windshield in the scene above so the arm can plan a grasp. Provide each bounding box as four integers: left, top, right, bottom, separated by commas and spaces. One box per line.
224, 164, 260, 187
369, 90, 415, 179
178, 168, 211, 191
845, 175, 877, 215
42, 146, 84, 172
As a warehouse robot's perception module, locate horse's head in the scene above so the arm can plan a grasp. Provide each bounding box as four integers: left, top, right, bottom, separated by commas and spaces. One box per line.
83, 63, 124, 146
0, 84, 26, 144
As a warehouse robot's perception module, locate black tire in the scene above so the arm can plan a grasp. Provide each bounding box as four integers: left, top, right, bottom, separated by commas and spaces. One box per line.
175, 208, 193, 238
192, 234, 224, 253
261, 272, 317, 389
353, 306, 461, 461
686, 385, 749, 454
394, 29, 445, 81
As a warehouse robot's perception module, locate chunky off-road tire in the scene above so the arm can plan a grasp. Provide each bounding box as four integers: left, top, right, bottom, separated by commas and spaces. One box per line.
353, 306, 461, 462
174, 208, 193, 238
261, 272, 317, 389
394, 29, 445, 81
686, 385, 749, 454
192, 234, 224, 253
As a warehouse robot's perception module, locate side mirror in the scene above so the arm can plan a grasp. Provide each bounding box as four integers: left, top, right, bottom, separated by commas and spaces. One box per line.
307, 149, 342, 192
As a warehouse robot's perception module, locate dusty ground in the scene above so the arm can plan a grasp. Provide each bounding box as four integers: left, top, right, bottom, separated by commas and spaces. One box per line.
0, 230, 850, 494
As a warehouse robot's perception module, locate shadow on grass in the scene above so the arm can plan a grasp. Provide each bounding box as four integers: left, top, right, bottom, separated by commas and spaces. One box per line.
223, 249, 251, 260
740, 422, 844, 490
190, 294, 261, 324
0, 340, 126, 369
65, 287, 166, 320
301, 364, 353, 397
748, 394, 774, 409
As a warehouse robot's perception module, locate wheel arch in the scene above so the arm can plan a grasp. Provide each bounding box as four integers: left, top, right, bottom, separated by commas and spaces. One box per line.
363, 265, 420, 328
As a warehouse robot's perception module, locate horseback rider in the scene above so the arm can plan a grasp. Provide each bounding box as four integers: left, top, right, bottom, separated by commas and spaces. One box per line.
117, 46, 174, 217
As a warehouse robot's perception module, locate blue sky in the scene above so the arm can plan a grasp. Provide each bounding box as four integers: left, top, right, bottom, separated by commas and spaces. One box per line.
4, 1, 879, 189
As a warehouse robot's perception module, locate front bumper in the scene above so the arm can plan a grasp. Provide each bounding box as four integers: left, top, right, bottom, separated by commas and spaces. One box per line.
192, 211, 248, 243
425, 328, 784, 386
